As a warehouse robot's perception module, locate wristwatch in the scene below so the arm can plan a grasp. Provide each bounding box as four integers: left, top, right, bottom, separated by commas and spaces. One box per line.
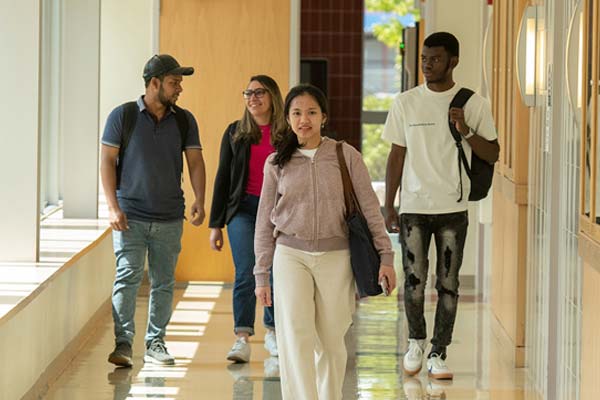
464, 129, 475, 139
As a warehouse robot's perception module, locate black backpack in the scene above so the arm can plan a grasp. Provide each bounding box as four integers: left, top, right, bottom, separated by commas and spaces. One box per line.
448, 88, 495, 201
116, 101, 189, 188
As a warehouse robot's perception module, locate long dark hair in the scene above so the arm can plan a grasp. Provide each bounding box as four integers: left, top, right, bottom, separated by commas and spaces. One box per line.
234, 75, 286, 144
272, 84, 329, 168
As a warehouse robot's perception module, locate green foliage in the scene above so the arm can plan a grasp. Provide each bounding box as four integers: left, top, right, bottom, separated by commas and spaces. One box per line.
362, 95, 395, 181
365, 0, 420, 49
371, 19, 406, 49
363, 95, 394, 111
366, 0, 414, 13
362, 124, 389, 181
361, 1, 418, 181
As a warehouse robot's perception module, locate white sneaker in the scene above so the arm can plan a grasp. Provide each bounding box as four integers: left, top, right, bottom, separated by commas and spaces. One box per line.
402, 377, 424, 400
264, 330, 278, 357
227, 337, 251, 363
403, 339, 425, 375
426, 354, 453, 380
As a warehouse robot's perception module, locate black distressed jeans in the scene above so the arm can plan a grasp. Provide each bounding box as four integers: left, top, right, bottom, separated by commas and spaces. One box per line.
399, 211, 468, 358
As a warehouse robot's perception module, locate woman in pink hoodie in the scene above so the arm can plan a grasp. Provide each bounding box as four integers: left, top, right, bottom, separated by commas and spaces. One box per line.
254, 84, 396, 400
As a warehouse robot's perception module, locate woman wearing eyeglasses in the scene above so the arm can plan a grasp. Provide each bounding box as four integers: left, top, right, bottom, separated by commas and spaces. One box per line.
209, 75, 286, 363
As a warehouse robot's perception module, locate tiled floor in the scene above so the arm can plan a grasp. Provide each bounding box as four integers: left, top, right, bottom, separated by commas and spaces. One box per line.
42, 281, 537, 400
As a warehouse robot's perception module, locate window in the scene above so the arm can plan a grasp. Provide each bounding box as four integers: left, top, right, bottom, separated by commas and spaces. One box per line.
580, 0, 600, 238
361, 9, 417, 204
39, 0, 63, 216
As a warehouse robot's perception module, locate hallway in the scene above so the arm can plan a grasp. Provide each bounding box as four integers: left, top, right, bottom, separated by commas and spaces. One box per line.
43, 282, 535, 399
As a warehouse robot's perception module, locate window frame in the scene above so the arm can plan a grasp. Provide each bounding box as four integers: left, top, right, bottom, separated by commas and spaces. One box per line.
580, 0, 600, 241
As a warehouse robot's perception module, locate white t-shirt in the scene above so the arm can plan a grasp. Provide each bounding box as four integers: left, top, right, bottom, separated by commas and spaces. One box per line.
382, 84, 497, 214
298, 148, 318, 159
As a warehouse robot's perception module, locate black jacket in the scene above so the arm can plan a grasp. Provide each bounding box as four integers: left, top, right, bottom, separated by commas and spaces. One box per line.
209, 121, 252, 228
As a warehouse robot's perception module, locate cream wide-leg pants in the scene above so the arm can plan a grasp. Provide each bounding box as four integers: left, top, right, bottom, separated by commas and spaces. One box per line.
273, 244, 355, 400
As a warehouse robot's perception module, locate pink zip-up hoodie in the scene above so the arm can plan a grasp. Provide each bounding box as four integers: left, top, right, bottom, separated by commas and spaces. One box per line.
253, 137, 394, 287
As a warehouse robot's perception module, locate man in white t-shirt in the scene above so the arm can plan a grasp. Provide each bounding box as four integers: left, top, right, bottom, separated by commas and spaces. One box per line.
382, 32, 499, 382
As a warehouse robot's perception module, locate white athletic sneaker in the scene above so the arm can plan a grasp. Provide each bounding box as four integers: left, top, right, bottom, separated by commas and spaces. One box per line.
264, 330, 278, 357
227, 337, 251, 363
426, 353, 453, 380
403, 339, 425, 375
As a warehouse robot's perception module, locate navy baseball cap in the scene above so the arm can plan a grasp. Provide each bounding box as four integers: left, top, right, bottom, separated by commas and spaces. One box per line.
143, 54, 194, 81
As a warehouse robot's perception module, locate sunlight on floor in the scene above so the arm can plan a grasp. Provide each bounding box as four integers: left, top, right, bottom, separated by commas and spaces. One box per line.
41, 280, 537, 399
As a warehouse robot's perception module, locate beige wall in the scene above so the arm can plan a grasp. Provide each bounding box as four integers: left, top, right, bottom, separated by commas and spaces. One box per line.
0, 0, 40, 261
426, 0, 485, 92
0, 233, 114, 400
159, 0, 291, 282
100, 0, 156, 132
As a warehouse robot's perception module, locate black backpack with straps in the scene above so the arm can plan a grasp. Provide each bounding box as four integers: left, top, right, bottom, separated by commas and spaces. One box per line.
116, 101, 189, 188
448, 88, 494, 201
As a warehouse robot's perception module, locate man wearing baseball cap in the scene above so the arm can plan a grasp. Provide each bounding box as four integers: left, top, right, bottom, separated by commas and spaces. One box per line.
101, 54, 206, 367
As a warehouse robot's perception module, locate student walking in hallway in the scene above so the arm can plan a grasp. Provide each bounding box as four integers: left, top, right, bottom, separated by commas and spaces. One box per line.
254, 84, 396, 400
100, 54, 206, 367
382, 32, 499, 380
209, 75, 286, 363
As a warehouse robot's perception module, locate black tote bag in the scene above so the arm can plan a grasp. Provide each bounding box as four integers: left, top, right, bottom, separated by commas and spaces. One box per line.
336, 142, 382, 298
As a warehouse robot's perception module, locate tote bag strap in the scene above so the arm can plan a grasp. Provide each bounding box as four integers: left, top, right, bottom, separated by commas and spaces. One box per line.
336, 142, 361, 216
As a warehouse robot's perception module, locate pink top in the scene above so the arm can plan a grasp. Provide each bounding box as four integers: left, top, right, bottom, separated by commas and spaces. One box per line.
246, 125, 275, 197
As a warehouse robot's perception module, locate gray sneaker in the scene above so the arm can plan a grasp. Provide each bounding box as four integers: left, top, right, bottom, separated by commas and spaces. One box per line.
144, 339, 175, 365
108, 342, 133, 367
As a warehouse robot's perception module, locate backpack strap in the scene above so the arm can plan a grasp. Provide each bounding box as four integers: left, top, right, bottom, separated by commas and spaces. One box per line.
448, 88, 475, 202
172, 105, 189, 151
117, 101, 139, 189
117, 102, 189, 189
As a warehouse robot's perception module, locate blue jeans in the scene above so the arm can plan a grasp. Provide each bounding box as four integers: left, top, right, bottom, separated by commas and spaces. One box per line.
227, 194, 275, 335
111, 219, 183, 346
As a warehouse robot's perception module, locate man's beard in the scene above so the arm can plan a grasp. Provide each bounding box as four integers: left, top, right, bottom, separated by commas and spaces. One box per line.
158, 85, 175, 107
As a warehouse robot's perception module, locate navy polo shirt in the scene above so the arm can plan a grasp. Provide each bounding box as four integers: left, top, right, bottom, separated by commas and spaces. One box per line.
102, 96, 202, 222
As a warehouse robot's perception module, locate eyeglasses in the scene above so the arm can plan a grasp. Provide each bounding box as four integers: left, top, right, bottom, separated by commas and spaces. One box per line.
242, 88, 267, 99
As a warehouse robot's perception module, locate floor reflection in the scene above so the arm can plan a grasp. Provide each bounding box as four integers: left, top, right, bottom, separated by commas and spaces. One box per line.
227, 359, 282, 400
43, 283, 531, 400
107, 367, 132, 400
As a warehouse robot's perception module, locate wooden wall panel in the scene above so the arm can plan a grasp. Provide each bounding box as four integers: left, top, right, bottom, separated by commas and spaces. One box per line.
511, 0, 530, 184
491, 178, 527, 367
581, 259, 600, 399
491, 184, 505, 321
160, 0, 290, 281
490, 0, 530, 367
497, 0, 508, 174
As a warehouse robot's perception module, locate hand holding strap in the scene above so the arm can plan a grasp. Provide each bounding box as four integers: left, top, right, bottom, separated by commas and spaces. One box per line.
448, 88, 475, 201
